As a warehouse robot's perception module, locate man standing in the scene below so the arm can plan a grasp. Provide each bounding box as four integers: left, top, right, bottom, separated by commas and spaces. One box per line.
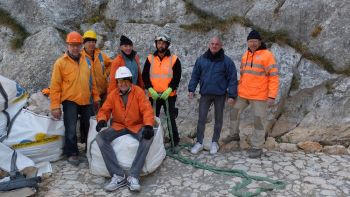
108, 35, 144, 93
223, 30, 279, 158
50, 31, 100, 165
188, 36, 237, 155
142, 33, 181, 147
82, 30, 112, 102
96, 66, 154, 192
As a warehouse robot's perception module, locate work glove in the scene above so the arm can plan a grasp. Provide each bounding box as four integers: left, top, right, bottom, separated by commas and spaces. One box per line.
142, 125, 154, 140
160, 87, 172, 100
96, 120, 107, 132
148, 88, 159, 100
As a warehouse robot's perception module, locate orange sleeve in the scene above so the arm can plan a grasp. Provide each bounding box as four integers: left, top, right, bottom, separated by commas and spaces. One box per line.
137, 88, 154, 126
266, 52, 279, 98
108, 58, 119, 94
102, 53, 112, 77
49, 59, 63, 110
97, 92, 113, 121
91, 67, 101, 102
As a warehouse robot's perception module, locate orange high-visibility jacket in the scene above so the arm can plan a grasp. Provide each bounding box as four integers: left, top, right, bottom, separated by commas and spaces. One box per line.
239, 47, 279, 100
148, 54, 177, 96
108, 53, 144, 94
97, 85, 154, 133
49, 53, 100, 110
81, 48, 112, 96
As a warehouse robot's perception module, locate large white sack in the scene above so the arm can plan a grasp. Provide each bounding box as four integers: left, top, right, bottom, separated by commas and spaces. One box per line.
0, 142, 35, 172
0, 75, 26, 111
0, 95, 28, 141
87, 117, 166, 177
12, 136, 64, 163
2, 109, 64, 146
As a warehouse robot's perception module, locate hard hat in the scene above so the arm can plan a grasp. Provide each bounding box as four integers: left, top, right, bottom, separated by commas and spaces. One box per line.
66, 31, 83, 44
83, 30, 97, 40
115, 66, 132, 79
155, 33, 171, 44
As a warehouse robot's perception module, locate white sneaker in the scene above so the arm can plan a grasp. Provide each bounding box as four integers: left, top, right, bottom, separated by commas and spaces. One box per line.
104, 174, 126, 192
127, 176, 141, 192
210, 142, 219, 154
190, 142, 204, 154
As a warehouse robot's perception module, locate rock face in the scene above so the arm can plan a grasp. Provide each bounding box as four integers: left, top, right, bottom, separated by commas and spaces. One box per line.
0, 0, 349, 146
0, 27, 65, 92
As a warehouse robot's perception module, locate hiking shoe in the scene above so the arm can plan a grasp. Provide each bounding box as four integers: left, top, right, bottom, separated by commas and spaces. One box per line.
127, 176, 141, 192
222, 133, 240, 144
248, 148, 263, 158
209, 142, 219, 155
190, 142, 204, 154
104, 174, 127, 192
67, 156, 80, 166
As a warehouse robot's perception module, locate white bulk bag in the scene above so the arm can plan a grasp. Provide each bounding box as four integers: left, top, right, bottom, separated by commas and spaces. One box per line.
0, 95, 28, 140
0, 75, 26, 111
2, 109, 64, 146
87, 117, 166, 177
0, 142, 35, 172
12, 136, 64, 163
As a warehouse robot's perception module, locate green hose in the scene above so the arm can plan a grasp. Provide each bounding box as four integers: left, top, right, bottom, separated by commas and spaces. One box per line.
164, 99, 286, 197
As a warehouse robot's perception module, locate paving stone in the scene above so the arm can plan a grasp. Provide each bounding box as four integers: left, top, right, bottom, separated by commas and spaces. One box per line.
36, 147, 350, 197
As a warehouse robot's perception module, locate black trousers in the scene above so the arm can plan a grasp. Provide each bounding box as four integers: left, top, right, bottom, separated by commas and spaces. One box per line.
62, 100, 92, 156
149, 96, 179, 145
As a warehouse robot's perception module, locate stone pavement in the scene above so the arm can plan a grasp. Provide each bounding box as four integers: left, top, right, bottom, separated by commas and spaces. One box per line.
38, 148, 350, 197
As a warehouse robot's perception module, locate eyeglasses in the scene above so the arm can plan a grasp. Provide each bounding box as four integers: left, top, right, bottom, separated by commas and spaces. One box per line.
117, 78, 131, 83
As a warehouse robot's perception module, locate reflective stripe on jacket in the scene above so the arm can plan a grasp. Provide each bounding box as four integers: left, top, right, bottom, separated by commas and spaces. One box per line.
81, 48, 111, 95
49, 53, 100, 110
97, 85, 154, 133
239, 48, 279, 100
108, 53, 144, 94
148, 54, 177, 96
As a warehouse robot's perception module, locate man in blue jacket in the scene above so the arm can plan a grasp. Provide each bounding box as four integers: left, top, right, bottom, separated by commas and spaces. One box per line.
188, 36, 238, 155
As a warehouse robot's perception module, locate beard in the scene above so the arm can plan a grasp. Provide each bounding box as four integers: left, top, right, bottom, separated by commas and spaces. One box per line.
157, 47, 167, 53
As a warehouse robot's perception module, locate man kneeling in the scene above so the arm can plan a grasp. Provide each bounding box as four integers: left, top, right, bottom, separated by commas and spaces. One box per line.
95, 66, 154, 192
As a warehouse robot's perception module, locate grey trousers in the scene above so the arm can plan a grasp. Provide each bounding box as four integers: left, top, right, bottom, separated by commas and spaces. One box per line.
229, 96, 267, 149
96, 127, 153, 178
196, 95, 226, 144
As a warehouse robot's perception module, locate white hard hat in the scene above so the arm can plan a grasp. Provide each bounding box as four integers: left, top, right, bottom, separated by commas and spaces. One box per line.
115, 66, 132, 79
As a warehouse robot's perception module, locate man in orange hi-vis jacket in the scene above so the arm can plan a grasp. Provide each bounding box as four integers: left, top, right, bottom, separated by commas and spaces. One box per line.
223, 30, 279, 158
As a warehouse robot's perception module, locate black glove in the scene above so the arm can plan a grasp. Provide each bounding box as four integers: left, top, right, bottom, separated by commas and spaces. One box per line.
142, 125, 154, 140
96, 120, 107, 132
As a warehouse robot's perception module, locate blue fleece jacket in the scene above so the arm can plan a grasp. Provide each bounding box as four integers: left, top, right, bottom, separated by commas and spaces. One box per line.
188, 49, 237, 98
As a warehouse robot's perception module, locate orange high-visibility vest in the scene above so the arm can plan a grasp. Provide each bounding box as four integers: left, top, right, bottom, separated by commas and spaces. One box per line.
238, 49, 279, 100
148, 54, 177, 96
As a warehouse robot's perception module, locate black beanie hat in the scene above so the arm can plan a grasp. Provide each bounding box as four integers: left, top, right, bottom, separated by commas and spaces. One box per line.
247, 30, 262, 41
120, 35, 133, 46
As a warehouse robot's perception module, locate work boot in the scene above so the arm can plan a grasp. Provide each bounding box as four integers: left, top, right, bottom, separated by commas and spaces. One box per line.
104, 174, 127, 192
67, 155, 80, 166
221, 133, 240, 144
209, 142, 219, 155
127, 176, 141, 192
190, 142, 204, 154
248, 148, 263, 158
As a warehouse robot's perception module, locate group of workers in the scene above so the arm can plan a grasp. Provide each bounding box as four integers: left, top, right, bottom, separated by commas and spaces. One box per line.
48, 29, 279, 192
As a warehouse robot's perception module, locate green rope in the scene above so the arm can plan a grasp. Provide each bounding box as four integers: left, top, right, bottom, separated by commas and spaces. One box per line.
164, 99, 286, 197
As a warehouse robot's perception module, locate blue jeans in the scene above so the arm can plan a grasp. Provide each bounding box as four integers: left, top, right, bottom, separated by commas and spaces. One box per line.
62, 100, 92, 156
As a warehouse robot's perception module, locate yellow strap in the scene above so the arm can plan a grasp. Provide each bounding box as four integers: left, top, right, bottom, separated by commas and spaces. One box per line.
12, 135, 61, 149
